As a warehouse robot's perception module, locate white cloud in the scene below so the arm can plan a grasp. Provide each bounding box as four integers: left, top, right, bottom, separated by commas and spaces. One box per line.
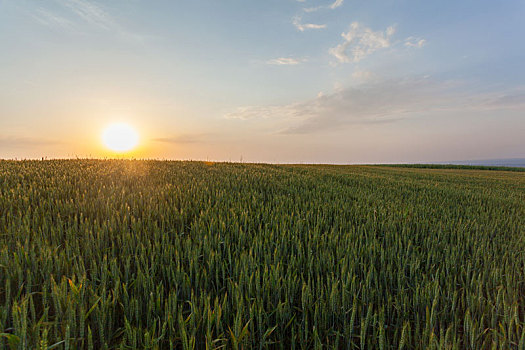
303, 6, 322, 13
301, 0, 343, 13
266, 57, 305, 65
293, 16, 327, 31
293, 0, 343, 31
329, 0, 344, 9
302, 23, 327, 30
330, 22, 396, 63
404, 37, 427, 48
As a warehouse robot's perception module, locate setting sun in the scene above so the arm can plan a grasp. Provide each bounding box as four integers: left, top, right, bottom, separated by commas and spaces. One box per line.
102, 123, 139, 152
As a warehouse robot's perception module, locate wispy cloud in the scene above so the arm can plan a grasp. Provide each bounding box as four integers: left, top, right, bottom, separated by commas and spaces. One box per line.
404, 37, 426, 48
225, 78, 525, 134
31, 0, 144, 42
329, 0, 344, 9
32, 8, 74, 29
293, 16, 327, 31
0, 136, 61, 148
303, 0, 343, 13
61, 0, 116, 30
225, 105, 302, 121
227, 78, 437, 130
330, 22, 396, 63
266, 57, 306, 65
479, 92, 525, 109
153, 134, 209, 144
292, 0, 342, 31
303, 6, 322, 13
351, 70, 375, 82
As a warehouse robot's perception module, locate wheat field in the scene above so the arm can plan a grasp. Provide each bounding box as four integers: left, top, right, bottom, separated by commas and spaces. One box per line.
0, 160, 524, 349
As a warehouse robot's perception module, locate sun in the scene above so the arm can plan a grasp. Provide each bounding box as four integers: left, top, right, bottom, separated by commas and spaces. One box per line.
102, 123, 139, 152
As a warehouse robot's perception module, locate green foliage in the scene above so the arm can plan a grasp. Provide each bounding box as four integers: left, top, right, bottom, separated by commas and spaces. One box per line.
378, 163, 525, 172
0, 160, 524, 348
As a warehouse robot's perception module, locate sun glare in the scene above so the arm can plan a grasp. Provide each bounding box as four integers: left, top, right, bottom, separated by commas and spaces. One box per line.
102, 123, 139, 152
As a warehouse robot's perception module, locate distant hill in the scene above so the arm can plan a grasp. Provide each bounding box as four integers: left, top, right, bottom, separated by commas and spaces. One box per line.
382, 163, 525, 172
438, 158, 525, 168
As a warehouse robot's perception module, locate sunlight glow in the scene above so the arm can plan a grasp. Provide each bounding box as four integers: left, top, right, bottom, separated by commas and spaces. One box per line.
102, 123, 139, 152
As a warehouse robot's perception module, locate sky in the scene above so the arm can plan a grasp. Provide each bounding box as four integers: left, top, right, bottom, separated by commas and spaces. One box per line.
0, 0, 524, 163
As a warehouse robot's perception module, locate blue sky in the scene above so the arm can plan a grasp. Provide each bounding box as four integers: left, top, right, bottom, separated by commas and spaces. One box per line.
0, 0, 524, 162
